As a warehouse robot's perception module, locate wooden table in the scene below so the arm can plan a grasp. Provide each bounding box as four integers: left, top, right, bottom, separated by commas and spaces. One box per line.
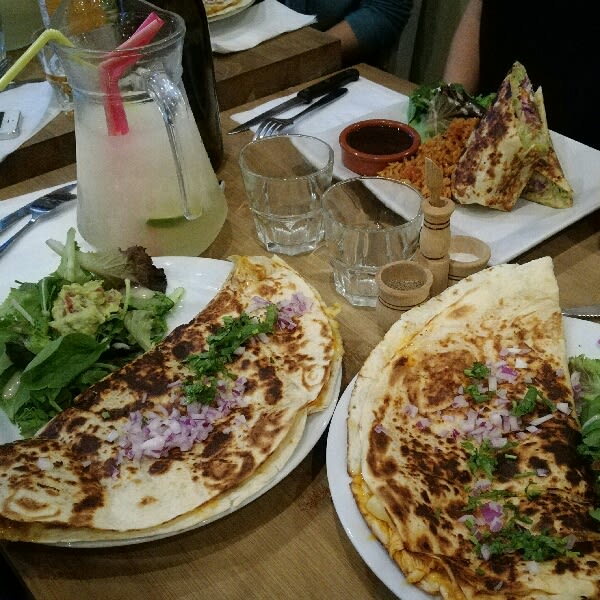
0, 25, 340, 188
214, 26, 340, 111
1, 63, 600, 600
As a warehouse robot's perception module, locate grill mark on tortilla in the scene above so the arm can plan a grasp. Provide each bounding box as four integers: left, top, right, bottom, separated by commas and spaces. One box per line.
72, 434, 101, 456
258, 365, 283, 406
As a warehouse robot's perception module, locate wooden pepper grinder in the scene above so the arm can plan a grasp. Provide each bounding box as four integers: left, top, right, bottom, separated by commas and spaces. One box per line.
415, 158, 455, 296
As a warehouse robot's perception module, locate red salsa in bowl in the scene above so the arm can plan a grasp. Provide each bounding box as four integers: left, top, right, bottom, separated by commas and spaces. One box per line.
339, 119, 421, 176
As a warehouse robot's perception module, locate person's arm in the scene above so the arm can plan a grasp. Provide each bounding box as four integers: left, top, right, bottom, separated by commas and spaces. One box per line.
443, 0, 481, 93
327, 19, 361, 64
326, 0, 413, 64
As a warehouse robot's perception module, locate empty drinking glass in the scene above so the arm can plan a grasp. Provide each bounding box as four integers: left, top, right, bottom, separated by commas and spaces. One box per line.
239, 134, 334, 255
322, 176, 423, 307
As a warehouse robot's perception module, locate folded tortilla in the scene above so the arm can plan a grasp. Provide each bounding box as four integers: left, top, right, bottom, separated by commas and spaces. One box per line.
452, 61, 549, 211
348, 257, 600, 599
522, 87, 574, 208
0, 255, 343, 544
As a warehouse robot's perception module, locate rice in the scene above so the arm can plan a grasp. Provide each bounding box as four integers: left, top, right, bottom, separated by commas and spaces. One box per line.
378, 118, 479, 198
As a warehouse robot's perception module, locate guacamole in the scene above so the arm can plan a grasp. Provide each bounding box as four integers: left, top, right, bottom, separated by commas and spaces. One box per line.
51, 280, 123, 336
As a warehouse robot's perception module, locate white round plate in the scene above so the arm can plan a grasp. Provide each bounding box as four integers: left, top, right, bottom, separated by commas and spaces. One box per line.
206, 0, 255, 22
326, 317, 600, 599
0, 194, 341, 546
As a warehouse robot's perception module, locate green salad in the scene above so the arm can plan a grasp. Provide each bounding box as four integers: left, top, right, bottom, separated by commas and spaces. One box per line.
569, 354, 600, 521
407, 82, 496, 141
0, 228, 183, 438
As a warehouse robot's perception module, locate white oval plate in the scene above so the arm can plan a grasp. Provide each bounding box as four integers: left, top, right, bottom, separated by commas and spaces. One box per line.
0, 194, 341, 546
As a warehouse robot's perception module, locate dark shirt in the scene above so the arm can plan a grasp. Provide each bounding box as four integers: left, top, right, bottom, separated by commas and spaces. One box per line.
478, 1, 600, 149
280, 0, 413, 63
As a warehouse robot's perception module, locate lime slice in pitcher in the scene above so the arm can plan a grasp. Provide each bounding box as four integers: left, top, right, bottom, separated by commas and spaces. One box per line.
146, 215, 187, 228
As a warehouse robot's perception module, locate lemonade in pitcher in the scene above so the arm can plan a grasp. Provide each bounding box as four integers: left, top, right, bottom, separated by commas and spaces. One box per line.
75, 94, 226, 256
50, 0, 227, 256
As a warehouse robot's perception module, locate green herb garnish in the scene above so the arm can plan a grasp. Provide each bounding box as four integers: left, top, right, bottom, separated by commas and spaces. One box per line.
474, 524, 577, 561
184, 305, 278, 405
465, 384, 491, 404
463, 439, 498, 479
464, 361, 490, 379
512, 386, 553, 417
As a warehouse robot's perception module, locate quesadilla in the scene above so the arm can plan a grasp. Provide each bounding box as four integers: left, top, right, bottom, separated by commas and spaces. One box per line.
522, 87, 574, 208
0, 255, 343, 544
348, 257, 600, 599
452, 62, 549, 211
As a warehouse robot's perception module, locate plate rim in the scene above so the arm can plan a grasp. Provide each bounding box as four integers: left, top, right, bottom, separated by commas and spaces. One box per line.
326, 316, 600, 599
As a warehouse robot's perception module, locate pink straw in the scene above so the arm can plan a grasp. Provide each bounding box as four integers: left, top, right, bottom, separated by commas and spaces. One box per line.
99, 12, 165, 136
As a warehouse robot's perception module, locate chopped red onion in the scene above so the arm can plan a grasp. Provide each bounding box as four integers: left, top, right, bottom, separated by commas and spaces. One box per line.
526, 561, 539, 574
529, 413, 554, 427
452, 395, 469, 408
106, 429, 119, 443
115, 376, 249, 468
36, 457, 52, 471
472, 478, 491, 494
404, 403, 418, 418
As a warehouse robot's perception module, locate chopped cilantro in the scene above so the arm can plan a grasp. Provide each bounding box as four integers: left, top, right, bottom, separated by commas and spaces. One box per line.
525, 481, 542, 500
463, 439, 498, 479
464, 361, 490, 379
465, 384, 491, 404
183, 305, 278, 405
514, 471, 537, 479
512, 386, 553, 417
463, 488, 516, 513
476, 524, 577, 561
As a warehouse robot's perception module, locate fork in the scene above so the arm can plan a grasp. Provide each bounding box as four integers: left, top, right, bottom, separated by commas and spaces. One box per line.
0, 192, 76, 256
253, 87, 348, 140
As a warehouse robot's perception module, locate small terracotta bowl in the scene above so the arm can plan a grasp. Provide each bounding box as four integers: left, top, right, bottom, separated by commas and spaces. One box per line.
339, 119, 421, 176
447, 235, 492, 286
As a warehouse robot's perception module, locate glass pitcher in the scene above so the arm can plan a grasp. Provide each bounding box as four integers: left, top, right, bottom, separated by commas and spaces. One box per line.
49, 0, 227, 256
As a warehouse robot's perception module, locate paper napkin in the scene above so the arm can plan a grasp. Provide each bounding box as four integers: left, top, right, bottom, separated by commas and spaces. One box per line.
231, 76, 409, 139
209, 0, 316, 54
0, 81, 61, 163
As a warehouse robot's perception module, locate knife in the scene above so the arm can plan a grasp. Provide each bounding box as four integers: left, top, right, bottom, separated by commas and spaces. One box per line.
0, 182, 77, 234
228, 68, 360, 134
561, 306, 600, 318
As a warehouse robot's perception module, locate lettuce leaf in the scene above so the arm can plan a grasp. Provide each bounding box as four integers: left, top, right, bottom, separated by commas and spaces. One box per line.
408, 82, 496, 140
569, 354, 600, 521
0, 229, 181, 437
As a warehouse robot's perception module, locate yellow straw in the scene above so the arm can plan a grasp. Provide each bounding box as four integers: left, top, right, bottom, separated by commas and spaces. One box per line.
0, 29, 75, 92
